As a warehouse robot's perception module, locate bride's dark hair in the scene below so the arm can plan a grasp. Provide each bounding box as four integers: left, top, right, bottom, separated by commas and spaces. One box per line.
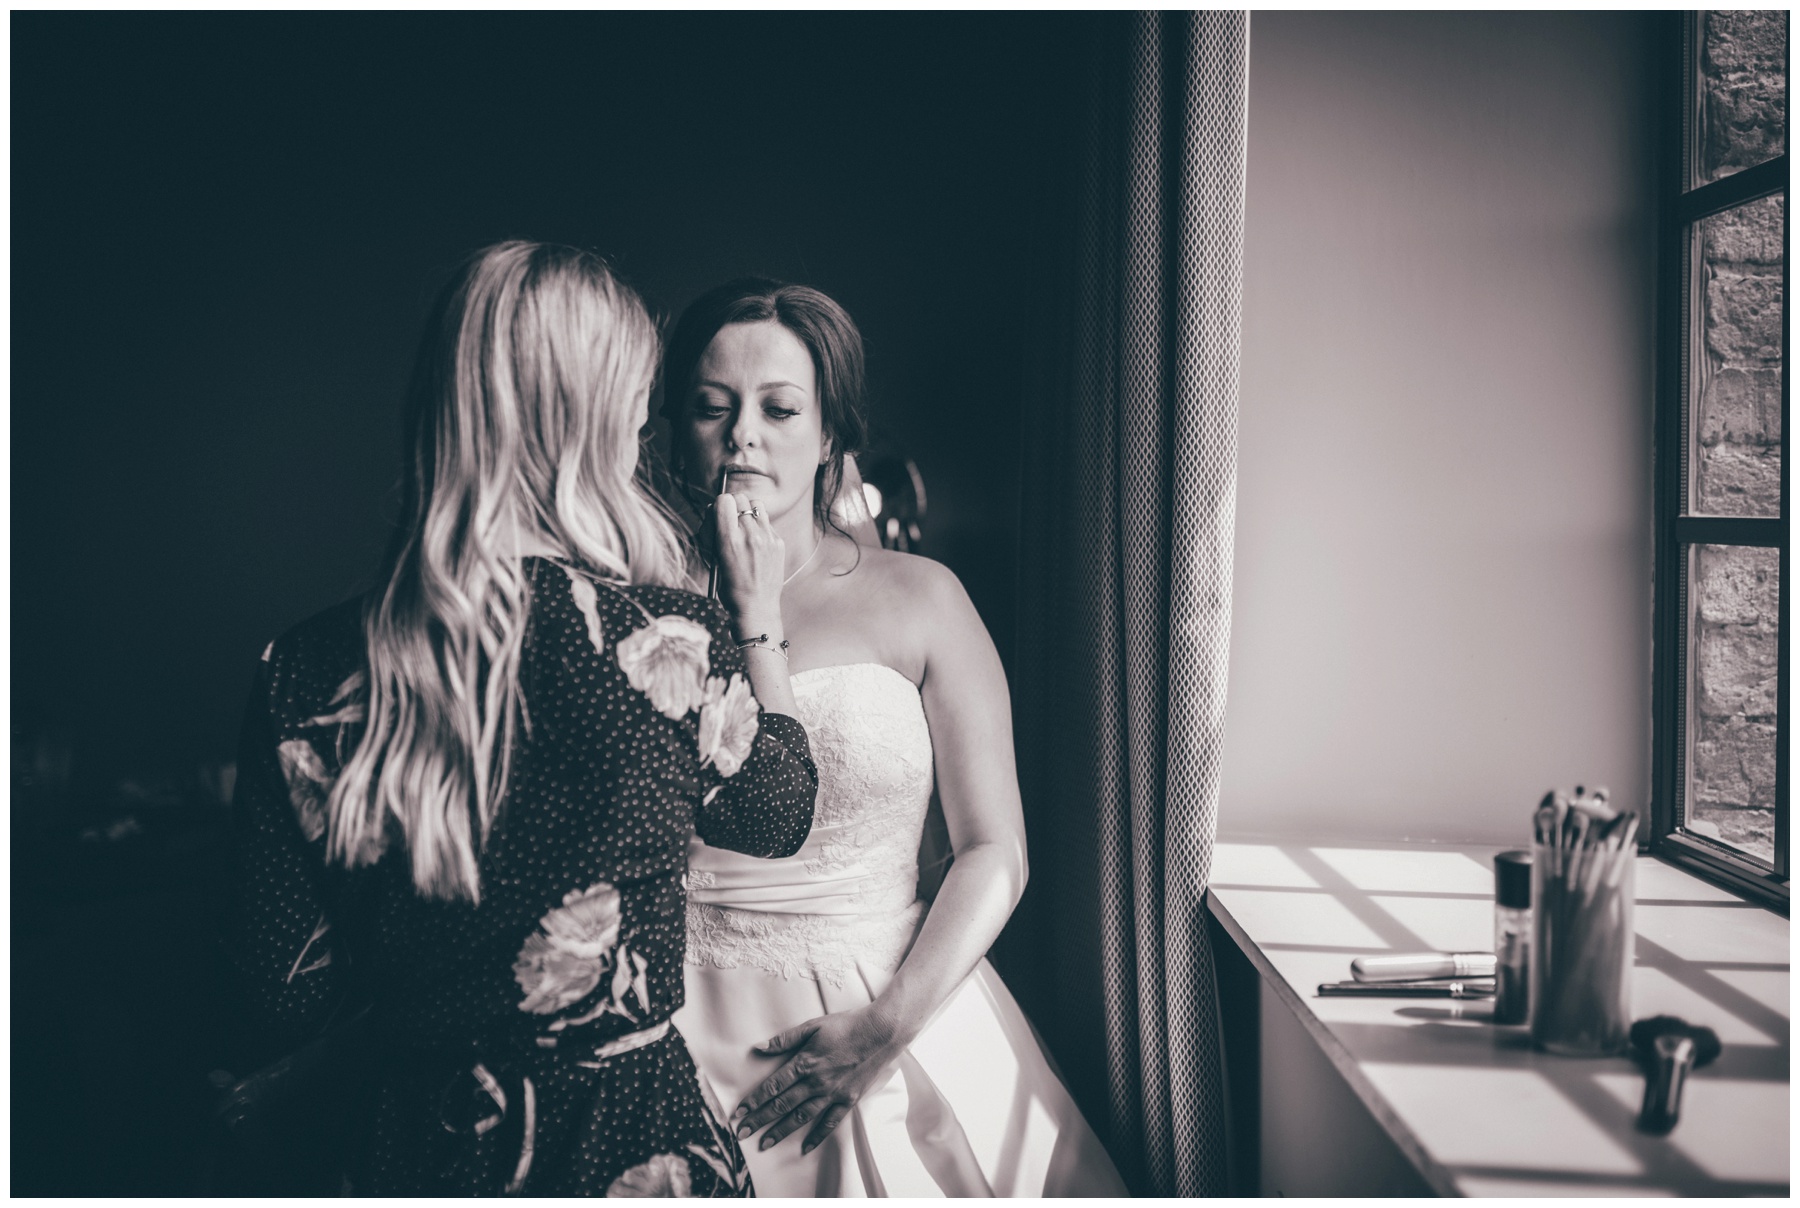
659, 278, 869, 535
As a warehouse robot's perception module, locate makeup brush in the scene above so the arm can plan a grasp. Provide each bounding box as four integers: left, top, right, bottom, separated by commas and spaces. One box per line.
1630, 1015, 1722, 1135
1532, 788, 1639, 1054
707, 468, 733, 602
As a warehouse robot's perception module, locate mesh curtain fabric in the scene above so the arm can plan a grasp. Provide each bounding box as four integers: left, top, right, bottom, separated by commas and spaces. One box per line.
1010, 10, 1248, 1198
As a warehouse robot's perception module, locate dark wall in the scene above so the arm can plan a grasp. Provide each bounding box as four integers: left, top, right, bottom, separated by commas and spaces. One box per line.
13, 12, 1089, 796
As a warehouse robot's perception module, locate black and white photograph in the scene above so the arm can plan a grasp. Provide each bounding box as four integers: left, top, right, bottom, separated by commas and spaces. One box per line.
9, 8, 1790, 1198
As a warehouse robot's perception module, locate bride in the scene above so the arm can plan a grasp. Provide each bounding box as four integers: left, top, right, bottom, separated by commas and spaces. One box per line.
662, 279, 1126, 1196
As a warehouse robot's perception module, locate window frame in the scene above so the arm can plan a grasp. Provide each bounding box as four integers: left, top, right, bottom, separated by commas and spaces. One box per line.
1650, 12, 1790, 913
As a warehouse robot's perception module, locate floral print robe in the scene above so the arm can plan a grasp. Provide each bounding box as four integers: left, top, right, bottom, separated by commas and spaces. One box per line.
229, 559, 817, 1195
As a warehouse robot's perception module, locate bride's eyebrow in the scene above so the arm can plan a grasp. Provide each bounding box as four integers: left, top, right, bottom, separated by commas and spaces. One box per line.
693, 380, 803, 395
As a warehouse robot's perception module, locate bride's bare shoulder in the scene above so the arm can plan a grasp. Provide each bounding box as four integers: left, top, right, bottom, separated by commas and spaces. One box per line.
832, 544, 981, 640
836, 542, 960, 599
816, 540, 994, 679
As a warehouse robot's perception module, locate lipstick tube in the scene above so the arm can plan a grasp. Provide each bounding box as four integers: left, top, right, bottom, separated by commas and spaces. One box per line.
1350, 952, 1497, 983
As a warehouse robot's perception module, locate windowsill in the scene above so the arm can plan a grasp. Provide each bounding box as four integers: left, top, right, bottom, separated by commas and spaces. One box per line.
1208, 837, 1790, 1197
1651, 831, 1790, 915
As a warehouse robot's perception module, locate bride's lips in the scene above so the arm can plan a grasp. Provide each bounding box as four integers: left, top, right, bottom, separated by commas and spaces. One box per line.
718, 465, 769, 481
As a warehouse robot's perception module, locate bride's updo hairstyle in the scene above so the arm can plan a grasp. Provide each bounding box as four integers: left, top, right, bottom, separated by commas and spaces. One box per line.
660, 278, 870, 534
327, 241, 682, 903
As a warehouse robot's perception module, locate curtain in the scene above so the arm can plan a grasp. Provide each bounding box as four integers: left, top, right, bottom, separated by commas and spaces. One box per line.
1008, 10, 1249, 1198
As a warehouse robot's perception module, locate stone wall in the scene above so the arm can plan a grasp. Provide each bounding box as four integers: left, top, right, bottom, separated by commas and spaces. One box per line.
1695, 195, 1783, 516
1687, 10, 1785, 861
1699, 10, 1788, 182
1690, 546, 1779, 855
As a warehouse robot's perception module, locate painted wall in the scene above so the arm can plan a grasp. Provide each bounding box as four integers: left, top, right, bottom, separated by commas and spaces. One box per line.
1222, 12, 1660, 846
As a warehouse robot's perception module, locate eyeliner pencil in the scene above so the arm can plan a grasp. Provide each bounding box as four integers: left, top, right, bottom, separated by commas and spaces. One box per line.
1317, 979, 1495, 999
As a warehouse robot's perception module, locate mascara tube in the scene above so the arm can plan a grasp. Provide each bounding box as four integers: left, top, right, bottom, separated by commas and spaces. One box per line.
1492, 850, 1532, 1025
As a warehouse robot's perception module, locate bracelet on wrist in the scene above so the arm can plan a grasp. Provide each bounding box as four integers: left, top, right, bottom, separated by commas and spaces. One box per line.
736, 632, 790, 661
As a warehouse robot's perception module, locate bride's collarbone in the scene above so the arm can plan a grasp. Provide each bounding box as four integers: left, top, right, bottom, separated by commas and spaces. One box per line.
782, 602, 927, 686
780, 542, 938, 682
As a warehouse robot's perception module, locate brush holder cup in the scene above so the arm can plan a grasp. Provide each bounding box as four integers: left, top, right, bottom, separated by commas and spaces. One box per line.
1529, 843, 1634, 1056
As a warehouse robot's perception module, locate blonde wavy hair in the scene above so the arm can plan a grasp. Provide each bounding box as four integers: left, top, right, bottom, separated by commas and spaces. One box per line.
325, 241, 685, 902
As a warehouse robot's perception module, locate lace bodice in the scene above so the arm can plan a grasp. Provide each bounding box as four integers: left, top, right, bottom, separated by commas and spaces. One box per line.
685, 663, 934, 984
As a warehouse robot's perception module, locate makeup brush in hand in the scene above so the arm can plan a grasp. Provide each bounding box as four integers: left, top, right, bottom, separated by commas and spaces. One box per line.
1630, 1015, 1722, 1135
707, 468, 733, 602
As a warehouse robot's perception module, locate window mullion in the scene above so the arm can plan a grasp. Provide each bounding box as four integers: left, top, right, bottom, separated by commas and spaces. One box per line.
1650, 12, 1688, 856
1673, 516, 1784, 546
1675, 154, 1789, 225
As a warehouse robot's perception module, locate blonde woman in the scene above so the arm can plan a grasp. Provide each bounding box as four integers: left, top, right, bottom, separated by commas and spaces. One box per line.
228, 243, 818, 1195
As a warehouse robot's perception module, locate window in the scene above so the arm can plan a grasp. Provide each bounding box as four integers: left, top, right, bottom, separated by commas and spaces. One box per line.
1653, 11, 1788, 908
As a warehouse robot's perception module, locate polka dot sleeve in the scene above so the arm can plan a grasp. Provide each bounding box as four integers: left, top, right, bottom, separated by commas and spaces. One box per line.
226, 659, 346, 1043
690, 600, 818, 859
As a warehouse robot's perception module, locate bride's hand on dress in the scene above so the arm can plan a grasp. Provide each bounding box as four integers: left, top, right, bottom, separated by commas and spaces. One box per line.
735, 1006, 904, 1155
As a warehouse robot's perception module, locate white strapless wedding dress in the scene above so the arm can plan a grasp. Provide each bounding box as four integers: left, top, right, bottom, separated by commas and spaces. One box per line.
671, 663, 1126, 1197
